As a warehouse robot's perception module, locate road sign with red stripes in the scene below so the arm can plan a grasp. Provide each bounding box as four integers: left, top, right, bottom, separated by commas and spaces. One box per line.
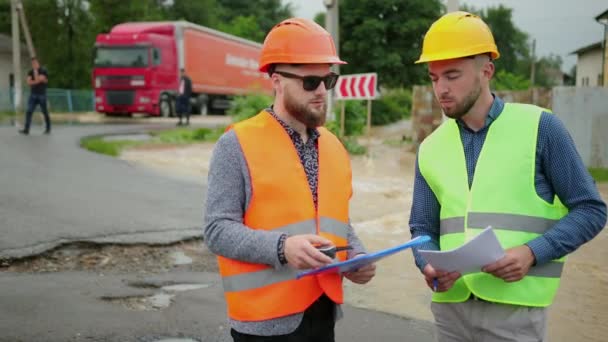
335, 73, 377, 100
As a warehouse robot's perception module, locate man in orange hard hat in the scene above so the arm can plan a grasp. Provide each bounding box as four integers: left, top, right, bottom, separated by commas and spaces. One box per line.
204, 18, 376, 341
409, 11, 606, 342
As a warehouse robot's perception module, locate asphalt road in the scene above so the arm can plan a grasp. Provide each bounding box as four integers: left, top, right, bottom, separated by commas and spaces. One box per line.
0, 122, 435, 341
0, 124, 205, 259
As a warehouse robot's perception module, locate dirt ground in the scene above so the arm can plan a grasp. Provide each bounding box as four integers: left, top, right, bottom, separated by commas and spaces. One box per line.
5, 120, 606, 341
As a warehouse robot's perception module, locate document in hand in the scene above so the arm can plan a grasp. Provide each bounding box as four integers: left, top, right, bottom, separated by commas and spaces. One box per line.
418, 227, 505, 275
296, 235, 431, 279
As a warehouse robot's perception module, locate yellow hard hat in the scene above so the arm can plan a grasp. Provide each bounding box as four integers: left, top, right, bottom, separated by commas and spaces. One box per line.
415, 11, 500, 64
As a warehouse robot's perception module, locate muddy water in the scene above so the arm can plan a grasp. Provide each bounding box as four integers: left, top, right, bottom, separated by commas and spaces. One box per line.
121, 139, 608, 342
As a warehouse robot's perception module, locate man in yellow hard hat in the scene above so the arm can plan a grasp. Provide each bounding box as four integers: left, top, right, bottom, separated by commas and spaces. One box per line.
204, 18, 375, 341
409, 11, 606, 341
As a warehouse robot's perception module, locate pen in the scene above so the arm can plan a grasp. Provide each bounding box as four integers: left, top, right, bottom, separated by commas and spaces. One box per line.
334, 246, 353, 252
316, 245, 353, 258
433, 278, 438, 292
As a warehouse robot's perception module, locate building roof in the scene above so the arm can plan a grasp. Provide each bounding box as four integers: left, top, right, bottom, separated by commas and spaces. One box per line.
595, 8, 608, 22
0, 33, 28, 54
570, 41, 603, 56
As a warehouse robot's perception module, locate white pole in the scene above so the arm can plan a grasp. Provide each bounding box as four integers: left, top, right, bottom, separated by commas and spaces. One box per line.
447, 0, 459, 12
325, 0, 339, 121
11, 0, 22, 123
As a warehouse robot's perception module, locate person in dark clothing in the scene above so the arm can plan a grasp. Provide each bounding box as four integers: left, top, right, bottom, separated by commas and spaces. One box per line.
176, 69, 192, 126
19, 57, 51, 135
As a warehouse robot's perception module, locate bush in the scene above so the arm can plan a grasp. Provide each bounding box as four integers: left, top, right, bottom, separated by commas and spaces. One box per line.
227, 93, 273, 123
589, 168, 608, 183
332, 100, 367, 136
372, 88, 412, 125
492, 70, 530, 90
324, 114, 367, 155
341, 137, 367, 155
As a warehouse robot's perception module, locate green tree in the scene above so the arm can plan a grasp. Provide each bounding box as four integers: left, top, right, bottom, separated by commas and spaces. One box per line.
162, 0, 220, 28
461, 4, 530, 76
89, 0, 164, 35
217, 15, 265, 42
314, 12, 325, 27
0, 0, 10, 34
339, 0, 442, 88
532, 54, 563, 87
2, 0, 97, 89
492, 70, 530, 90
216, 0, 293, 40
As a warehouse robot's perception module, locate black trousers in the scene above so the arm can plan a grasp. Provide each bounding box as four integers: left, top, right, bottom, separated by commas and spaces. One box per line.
231, 295, 335, 342
24, 94, 51, 132
176, 95, 190, 122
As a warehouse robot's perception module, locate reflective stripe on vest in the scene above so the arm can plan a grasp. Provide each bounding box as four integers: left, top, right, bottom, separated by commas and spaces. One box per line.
218, 110, 352, 321
419, 103, 568, 307
441, 213, 560, 236
222, 217, 350, 292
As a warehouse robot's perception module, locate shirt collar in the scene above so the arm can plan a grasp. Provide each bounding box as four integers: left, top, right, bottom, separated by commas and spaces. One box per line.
266, 107, 321, 142
456, 94, 504, 130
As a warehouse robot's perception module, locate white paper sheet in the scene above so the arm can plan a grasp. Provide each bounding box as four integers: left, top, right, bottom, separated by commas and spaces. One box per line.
418, 226, 505, 275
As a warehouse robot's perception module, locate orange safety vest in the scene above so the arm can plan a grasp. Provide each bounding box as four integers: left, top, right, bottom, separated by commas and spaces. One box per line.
217, 110, 352, 322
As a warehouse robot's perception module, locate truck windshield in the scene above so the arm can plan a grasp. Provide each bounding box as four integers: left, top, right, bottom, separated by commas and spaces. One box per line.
94, 47, 149, 67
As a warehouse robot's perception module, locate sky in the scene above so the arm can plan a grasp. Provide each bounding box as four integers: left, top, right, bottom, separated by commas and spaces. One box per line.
284, 0, 608, 72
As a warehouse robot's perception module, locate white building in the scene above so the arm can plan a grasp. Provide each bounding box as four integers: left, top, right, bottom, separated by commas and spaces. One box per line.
572, 41, 603, 87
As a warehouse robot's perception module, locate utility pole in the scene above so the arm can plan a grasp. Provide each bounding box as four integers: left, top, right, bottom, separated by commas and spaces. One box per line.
447, 0, 459, 12
324, 0, 339, 121
530, 38, 536, 87
11, 0, 22, 119
16, 0, 36, 58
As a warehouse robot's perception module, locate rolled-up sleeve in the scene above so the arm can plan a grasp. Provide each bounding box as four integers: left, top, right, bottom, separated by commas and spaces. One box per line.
409, 156, 441, 272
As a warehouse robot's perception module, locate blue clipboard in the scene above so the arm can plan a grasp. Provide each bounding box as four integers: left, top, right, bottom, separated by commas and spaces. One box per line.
296, 235, 431, 279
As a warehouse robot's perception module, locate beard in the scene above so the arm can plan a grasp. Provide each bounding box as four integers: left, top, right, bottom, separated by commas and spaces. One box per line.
441, 78, 481, 120
283, 88, 327, 128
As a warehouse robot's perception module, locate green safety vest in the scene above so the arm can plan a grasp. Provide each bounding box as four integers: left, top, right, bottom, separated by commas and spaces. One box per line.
418, 103, 568, 307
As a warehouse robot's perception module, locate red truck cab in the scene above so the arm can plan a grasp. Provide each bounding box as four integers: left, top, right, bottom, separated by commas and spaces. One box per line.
93, 23, 178, 117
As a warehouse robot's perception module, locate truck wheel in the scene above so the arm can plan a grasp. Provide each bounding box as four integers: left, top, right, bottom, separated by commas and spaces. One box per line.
197, 95, 209, 116
160, 95, 173, 118
199, 103, 208, 116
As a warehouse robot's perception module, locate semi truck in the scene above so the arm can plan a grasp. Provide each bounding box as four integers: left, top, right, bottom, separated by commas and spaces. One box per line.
92, 21, 272, 117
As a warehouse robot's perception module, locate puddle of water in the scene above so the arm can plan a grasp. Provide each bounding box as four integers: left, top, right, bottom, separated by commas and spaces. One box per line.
170, 251, 193, 265
149, 293, 174, 309
162, 284, 210, 292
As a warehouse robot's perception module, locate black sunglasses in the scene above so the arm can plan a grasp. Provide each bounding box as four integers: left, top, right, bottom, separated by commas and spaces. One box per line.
274, 71, 339, 91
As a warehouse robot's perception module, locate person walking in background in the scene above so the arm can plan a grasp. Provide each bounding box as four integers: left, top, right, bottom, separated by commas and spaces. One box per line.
409, 11, 606, 342
176, 68, 192, 126
204, 18, 375, 342
19, 57, 51, 135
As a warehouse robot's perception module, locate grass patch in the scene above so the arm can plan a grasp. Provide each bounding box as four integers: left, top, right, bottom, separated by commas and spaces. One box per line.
81, 137, 142, 157
589, 168, 608, 183
152, 127, 225, 144
341, 137, 367, 155
0, 111, 15, 121
82, 126, 226, 157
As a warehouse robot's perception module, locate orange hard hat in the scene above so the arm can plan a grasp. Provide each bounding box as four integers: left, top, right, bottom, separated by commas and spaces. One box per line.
416, 11, 500, 64
259, 18, 346, 72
